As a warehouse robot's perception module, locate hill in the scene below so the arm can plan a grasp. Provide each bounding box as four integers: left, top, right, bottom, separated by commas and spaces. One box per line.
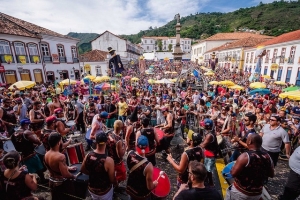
68, 1, 300, 54
67, 32, 99, 54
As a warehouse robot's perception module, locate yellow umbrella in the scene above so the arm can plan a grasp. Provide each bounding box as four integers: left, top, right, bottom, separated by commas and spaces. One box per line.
286, 92, 300, 101
100, 76, 110, 82
228, 85, 244, 90
219, 80, 235, 86
209, 81, 219, 85
84, 75, 96, 80
262, 75, 271, 79
131, 77, 139, 81
201, 66, 210, 71
204, 72, 215, 76
250, 82, 266, 89
274, 81, 286, 85
171, 71, 178, 74
169, 78, 177, 83
164, 71, 172, 74
164, 57, 169, 61
279, 91, 300, 99
148, 79, 156, 84
93, 76, 103, 83
9, 81, 36, 90
59, 79, 77, 86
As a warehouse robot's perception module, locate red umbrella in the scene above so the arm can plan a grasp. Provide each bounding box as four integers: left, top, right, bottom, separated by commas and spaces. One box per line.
124, 76, 131, 79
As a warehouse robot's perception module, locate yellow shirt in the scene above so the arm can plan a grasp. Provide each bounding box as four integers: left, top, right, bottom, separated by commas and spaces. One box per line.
118, 102, 128, 116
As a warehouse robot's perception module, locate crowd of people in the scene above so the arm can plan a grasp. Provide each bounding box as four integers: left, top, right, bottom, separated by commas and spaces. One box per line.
0, 59, 299, 200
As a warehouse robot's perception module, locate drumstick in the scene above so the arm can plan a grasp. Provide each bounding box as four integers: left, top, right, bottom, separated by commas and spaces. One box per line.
156, 171, 164, 182
75, 172, 81, 178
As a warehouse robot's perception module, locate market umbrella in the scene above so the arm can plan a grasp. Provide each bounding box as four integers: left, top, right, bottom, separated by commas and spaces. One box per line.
249, 82, 266, 89
262, 75, 271, 79
100, 76, 110, 82
124, 76, 131, 79
204, 72, 215, 76
283, 86, 299, 92
169, 78, 177, 83
171, 71, 178, 74
131, 77, 139, 81
274, 81, 286, 85
284, 92, 300, 101
164, 71, 172, 74
157, 78, 173, 84
148, 79, 156, 84
209, 81, 219, 85
59, 79, 77, 86
279, 91, 300, 99
84, 75, 95, 80
249, 88, 270, 95
93, 76, 103, 83
9, 81, 36, 90
94, 83, 115, 91
219, 80, 235, 86
228, 85, 244, 90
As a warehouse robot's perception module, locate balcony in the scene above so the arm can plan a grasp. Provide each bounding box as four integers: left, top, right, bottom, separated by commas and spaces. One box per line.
59, 56, 66, 63
16, 55, 28, 63
30, 55, 41, 63
0, 54, 15, 64
43, 56, 52, 63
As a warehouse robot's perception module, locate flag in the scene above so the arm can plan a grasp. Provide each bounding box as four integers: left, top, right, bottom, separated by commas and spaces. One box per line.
193, 69, 199, 78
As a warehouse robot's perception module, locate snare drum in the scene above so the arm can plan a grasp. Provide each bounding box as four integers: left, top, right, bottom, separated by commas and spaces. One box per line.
69, 163, 89, 199
66, 143, 85, 165
34, 144, 46, 156
154, 128, 164, 141
222, 161, 235, 185
3, 140, 16, 152
151, 167, 170, 199
66, 120, 76, 127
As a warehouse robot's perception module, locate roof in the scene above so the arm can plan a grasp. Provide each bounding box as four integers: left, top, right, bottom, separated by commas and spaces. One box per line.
80, 49, 108, 62
257, 30, 300, 46
206, 37, 271, 53
0, 12, 77, 40
204, 32, 273, 41
91, 30, 126, 42
142, 36, 191, 40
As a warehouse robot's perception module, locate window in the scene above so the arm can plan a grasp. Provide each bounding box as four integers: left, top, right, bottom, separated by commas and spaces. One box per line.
95, 66, 102, 76
289, 46, 296, 64
296, 68, 300, 86
185, 41, 187, 44
147, 46, 149, 50
41, 43, 50, 56
0, 40, 11, 54
164, 41, 166, 45
170, 40, 172, 44
272, 49, 278, 63
150, 40, 152, 44
71, 47, 77, 58
14, 42, 26, 55
277, 67, 283, 81
57, 45, 65, 57
28, 43, 38, 55
144, 40, 147, 44
264, 66, 268, 75
250, 52, 254, 63
200, 47, 202, 54
285, 67, 292, 83
246, 53, 249, 63
264, 50, 270, 63
280, 48, 286, 63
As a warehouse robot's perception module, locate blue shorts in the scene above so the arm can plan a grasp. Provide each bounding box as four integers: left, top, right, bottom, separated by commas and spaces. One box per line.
204, 157, 216, 172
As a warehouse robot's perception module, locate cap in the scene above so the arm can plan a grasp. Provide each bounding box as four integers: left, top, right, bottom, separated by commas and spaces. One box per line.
269, 100, 275, 104
20, 118, 31, 126
204, 118, 213, 128
96, 132, 107, 144
46, 116, 57, 123
14, 98, 22, 103
191, 132, 202, 144
161, 106, 168, 112
100, 111, 108, 119
54, 108, 63, 114
136, 135, 149, 154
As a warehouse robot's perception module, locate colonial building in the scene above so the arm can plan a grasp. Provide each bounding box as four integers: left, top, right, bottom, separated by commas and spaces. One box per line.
244, 30, 300, 85
91, 30, 142, 64
141, 36, 192, 53
191, 32, 273, 63
79, 49, 109, 77
0, 12, 81, 84
204, 37, 270, 72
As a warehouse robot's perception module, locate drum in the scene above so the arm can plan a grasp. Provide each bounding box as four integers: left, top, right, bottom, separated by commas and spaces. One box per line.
69, 163, 89, 199
222, 161, 235, 185
66, 143, 85, 165
34, 144, 46, 156
85, 128, 91, 140
151, 167, 170, 199
3, 140, 16, 152
154, 128, 165, 141
66, 120, 76, 127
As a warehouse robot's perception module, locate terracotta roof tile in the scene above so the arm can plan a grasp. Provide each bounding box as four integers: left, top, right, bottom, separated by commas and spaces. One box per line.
205, 32, 273, 41
257, 30, 300, 46
80, 49, 108, 62
0, 12, 77, 40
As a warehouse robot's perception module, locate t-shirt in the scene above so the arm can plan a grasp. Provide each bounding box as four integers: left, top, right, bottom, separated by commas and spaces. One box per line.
118, 102, 128, 116
292, 106, 300, 115
192, 94, 200, 104
289, 146, 300, 175
175, 187, 222, 200
13, 104, 27, 121
261, 124, 290, 152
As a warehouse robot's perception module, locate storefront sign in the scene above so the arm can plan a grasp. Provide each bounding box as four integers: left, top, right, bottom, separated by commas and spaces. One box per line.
19, 56, 26, 64
52, 54, 59, 64
4, 55, 12, 63
33, 56, 40, 63
271, 63, 279, 70
84, 64, 91, 71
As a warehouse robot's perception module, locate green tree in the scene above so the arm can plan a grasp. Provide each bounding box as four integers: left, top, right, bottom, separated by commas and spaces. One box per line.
157, 39, 163, 51
168, 44, 172, 52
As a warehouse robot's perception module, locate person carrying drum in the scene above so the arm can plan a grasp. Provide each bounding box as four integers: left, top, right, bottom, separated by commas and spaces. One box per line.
225, 134, 274, 200
65, 94, 76, 121
44, 133, 78, 200
54, 108, 75, 138
11, 119, 47, 184
200, 118, 219, 187
155, 106, 175, 154
103, 98, 117, 129
73, 93, 86, 134
84, 102, 98, 129
29, 101, 46, 138
135, 118, 160, 166
126, 135, 158, 200
167, 131, 204, 188
125, 107, 140, 152
0, 98, 17, 136
106, 120, 126, 185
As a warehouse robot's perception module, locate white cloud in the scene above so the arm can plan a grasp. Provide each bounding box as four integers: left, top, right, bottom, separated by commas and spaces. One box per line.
0, 0, 211, 35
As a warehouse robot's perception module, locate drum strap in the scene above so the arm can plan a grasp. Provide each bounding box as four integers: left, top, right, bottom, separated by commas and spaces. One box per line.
129, 158, 147, 174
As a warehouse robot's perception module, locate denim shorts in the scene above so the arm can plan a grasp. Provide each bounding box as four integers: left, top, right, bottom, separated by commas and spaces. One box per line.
204, 157, 216, 172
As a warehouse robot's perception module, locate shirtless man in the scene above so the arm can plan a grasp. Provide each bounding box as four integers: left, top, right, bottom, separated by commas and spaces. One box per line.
29, 101, 46, 138
49, 95, 64, 116
44, 133, 77, 200
54, 108, 74, 137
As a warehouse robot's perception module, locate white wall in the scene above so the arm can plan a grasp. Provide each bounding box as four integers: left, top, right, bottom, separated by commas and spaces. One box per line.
143, 52, 191, 60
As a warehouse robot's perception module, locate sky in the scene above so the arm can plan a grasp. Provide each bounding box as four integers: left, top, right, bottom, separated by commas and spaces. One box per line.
0, 0, 278, 35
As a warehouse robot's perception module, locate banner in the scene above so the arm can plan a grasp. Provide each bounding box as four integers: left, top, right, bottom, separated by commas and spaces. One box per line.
0, 65, 5, 72
52, 54, 59, 63
271, 63, 279, 71
19, 56, 26, 64
33, 56, 40, 63
4, 55, 12, 63
84, 64, 91, 71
